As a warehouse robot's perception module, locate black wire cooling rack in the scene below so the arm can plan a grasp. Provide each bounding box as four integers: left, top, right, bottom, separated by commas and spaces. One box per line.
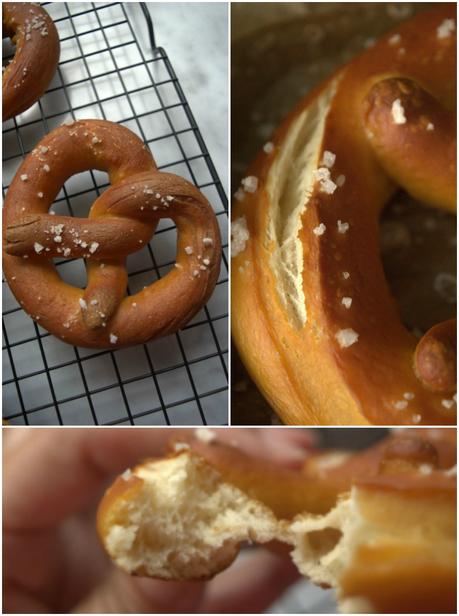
2, 2, 228, 426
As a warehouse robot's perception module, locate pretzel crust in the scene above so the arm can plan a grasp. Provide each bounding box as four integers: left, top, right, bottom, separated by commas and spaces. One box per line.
3, 120, 222, 348
231, 5, 456, 425
2, 2, 60, 121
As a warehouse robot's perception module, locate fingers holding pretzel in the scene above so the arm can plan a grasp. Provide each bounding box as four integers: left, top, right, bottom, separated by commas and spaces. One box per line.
3, 120, 222, 348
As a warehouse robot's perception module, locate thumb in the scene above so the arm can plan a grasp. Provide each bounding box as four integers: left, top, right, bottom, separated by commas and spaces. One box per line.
73, 568, 206, 613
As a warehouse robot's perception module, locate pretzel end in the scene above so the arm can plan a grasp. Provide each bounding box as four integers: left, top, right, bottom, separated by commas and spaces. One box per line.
414, 320, 456, 393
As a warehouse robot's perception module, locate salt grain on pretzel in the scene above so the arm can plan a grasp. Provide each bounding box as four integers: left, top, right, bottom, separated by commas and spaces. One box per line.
3, 119, 221, 348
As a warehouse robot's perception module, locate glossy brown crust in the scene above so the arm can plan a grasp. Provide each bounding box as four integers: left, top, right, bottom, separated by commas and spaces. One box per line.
3, 119, 222, 348
3, 2, 60, 120
340, 544, 457, 613
231, 4, 457, 425
305, 429, 456, 496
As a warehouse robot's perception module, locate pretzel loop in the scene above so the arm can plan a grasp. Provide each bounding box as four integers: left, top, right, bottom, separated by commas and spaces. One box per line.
231, 5, 456, 425
3, 120, 222, 348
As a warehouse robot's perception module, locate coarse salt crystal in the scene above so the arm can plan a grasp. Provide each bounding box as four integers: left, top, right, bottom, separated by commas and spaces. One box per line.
184, 246, 193, 255
79, 298, 87, 310
195, 428, 217, 443
89, 242, 99, 254
34, 242, 44, 254
263, 142, 274, 154
437, 18, 455, 39
337, 220, 349, 234
335, 328, 359, 348
231, 216, 249, 258
313, 223, 326, 236
321, 150, 336, 168
20, 174, 28, 181
394, 400, 408, 410
109, 333, 118, 344
391, 99, 406, 124
341, 297, 352, 309
241, 175, 258, 193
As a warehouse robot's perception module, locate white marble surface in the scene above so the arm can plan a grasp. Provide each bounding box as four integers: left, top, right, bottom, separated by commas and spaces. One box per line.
129, 2, 228, 190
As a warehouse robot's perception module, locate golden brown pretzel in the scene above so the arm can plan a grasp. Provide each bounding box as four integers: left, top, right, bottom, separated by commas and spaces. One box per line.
231, 5, 457, 425
3, 2, 60, 121
97, 428, 456, 612
3, 119, 221, 348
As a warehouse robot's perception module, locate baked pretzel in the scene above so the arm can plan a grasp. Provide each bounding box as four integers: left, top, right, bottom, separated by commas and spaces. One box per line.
3, 119, 221, 348
3, 2, 60, 121
97, 428, 456, 613
231, 5, 457, 425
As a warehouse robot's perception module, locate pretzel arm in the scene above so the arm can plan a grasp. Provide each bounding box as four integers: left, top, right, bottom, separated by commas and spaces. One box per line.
4, 214, 153, 259
363, 77, 456, 211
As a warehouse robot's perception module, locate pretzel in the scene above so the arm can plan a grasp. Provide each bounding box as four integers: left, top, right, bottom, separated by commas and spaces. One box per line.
3, 2, 60, 121
231, 5, 457, 425
3, 119, 221, 348
97, 429, 456, 613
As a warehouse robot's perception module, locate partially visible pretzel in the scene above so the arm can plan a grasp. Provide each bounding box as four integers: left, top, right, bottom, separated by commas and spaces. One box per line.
3, 2, 60, 121
3, 119, 221, 348
97, 428, 457, 613
231, 5, 457, 425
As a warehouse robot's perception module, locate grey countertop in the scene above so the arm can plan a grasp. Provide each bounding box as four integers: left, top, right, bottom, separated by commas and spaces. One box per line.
130, 2, 228, 190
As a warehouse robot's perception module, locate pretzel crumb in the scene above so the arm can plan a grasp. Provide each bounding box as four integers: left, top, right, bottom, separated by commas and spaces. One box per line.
437, 18, 455, 39
393, 400, 408, 410
341, 297, 352, 309
335, 328, 359, 348
313, 223, 326, 236
109, 333, 118, 344
184, 246, 193, 255
34, 242, 44, 254
20, 174, 28, 182
391, 99, 406, 124
337, 220, 349, 234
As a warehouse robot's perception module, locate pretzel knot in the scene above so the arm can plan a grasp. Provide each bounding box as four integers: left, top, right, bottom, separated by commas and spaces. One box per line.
3, 120, 222, 348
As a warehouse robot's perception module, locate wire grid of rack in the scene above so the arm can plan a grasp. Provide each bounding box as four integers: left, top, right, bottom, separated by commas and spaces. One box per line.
2, 2, 228, 426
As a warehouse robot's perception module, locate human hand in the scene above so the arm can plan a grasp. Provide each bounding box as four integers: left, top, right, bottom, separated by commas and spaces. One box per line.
3, 427, 314, 613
